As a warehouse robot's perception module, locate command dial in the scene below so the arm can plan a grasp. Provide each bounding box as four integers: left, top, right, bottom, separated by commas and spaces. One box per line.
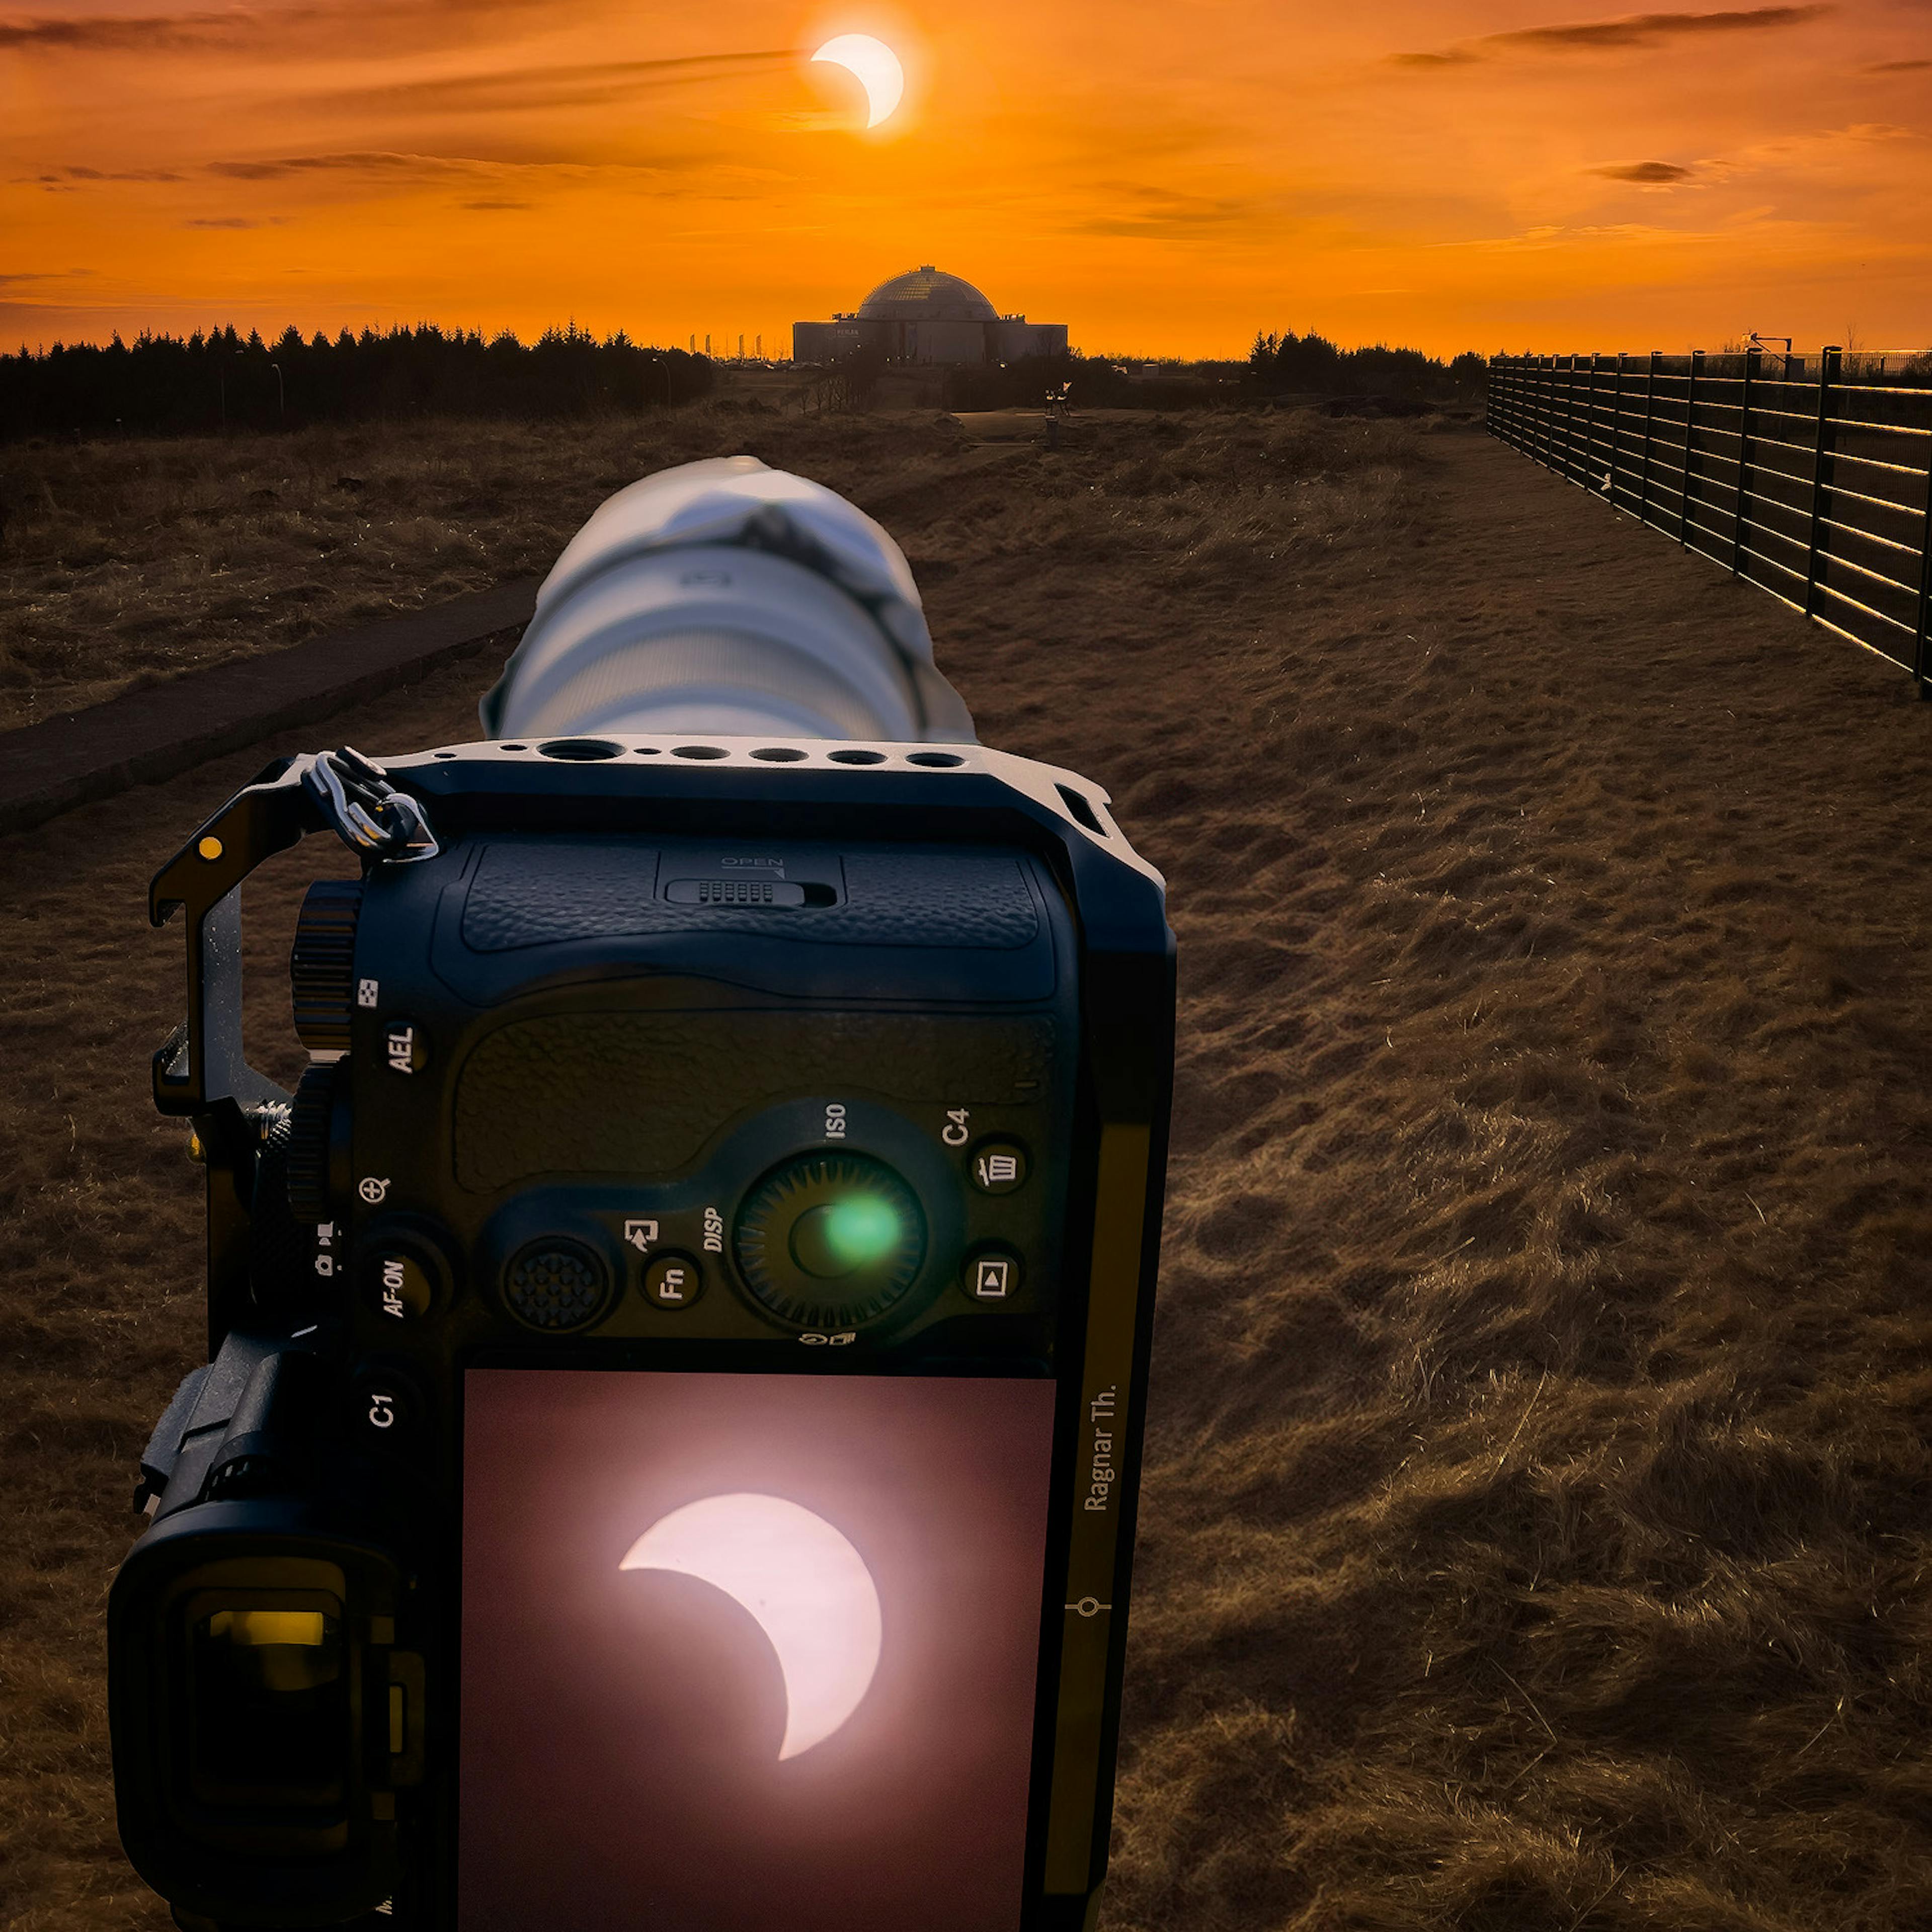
290, 877, 363, 1053
733, 1153, 927, 1330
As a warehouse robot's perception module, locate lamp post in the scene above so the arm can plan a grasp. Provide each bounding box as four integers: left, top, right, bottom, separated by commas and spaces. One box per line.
216, 349, 245, 432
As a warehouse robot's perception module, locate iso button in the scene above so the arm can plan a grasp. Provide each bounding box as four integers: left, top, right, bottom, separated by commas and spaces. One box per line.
970, 1140, 1028, 1194
642, 1253, 704, 1310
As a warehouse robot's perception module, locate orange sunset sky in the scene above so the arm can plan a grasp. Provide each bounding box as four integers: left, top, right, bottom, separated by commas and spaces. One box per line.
3, 1, 1928, 360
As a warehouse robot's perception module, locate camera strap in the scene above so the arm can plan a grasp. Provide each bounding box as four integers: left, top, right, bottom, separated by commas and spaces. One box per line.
299, 746, 441, 864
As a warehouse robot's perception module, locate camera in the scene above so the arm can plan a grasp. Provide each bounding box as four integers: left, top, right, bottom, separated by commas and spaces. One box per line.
109, 459, 1175, 1931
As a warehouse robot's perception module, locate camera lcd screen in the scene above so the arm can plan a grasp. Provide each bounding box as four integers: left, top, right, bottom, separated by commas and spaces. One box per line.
458, 1369, 1058, 1931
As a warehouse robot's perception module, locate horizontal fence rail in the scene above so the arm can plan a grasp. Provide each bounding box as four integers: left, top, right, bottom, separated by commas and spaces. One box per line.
1487, 349, 1932, 696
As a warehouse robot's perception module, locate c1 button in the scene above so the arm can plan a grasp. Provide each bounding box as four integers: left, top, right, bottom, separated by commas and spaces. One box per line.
970, 1140, 1028, 1194
379, 1019, 430, 1076
641, 1253, 704, 1309
964, 1248, 1023, 1301
364, 1248, 436, 1323
353, 1374, 414, 1441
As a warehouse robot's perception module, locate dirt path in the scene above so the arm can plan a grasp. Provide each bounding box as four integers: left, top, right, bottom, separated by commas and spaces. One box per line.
5, 423, 1930, 1930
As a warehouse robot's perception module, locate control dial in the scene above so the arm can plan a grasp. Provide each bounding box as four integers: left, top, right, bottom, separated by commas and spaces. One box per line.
290, 878, 364, 1053
284, 1061, 343, 1224
733, 1153, 927, 1330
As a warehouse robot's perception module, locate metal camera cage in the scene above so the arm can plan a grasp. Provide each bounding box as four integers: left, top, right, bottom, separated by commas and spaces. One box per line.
144, 731, 1175, 1923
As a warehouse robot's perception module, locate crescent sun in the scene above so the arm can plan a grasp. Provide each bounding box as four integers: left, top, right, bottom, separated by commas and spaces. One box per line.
811, 33, 904, 128
619, 1492, 884, 1760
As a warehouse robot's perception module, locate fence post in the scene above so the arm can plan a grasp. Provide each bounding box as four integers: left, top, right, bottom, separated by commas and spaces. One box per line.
1803, 346, 1840, 620
1732, 344, 1760, 578
1575, 353, 1590, 484
1580, 353, 1597, 488
1576, 352, 1591, 482
1609, 353, 1627, 504
1637, 350, 1658, 527
1681, 349, 1703, 548
1914, 455, 1931, 699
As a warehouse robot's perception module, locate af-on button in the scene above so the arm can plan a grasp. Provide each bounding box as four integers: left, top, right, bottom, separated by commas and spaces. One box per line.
358, 1229, 448, 1323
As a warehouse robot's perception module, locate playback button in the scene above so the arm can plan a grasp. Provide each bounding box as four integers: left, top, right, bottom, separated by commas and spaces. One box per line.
964, 1247, 1023, 1301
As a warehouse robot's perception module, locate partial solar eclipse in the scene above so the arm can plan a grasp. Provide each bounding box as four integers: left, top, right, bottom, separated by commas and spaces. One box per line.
811, 33, 904, 128
619, 1493, 883, 1759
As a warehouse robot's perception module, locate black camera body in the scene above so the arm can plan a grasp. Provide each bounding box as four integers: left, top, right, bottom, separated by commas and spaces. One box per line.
112, 735, 1173, 1932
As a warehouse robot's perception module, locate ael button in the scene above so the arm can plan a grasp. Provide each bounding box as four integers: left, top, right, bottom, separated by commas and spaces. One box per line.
380, 1018, 430, 1076
970, 1140, 1028, 1194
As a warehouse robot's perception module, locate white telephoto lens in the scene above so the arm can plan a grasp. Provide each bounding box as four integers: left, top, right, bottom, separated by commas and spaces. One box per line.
480, 456, 976, 743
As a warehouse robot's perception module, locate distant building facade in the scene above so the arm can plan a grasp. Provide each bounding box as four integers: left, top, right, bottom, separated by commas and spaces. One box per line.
793, 267, 1068, 365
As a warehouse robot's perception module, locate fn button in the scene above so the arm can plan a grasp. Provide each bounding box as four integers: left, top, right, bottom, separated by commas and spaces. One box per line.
642, 1253, 704, 1309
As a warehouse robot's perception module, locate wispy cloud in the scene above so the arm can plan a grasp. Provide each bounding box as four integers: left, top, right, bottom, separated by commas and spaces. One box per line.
1866, 57, 1931, 71
0, 9, 288, 49
28, 164, 185, 182
195, 147, 762, 198
1427, 220, 1728, 251
300, 47, 802, 118
1392, 6, 1831, 68
1591, 160, 1695, 181
205, 149, 514, 182
458, 197, 532, 209
0, 0, 554, 53
184, 214, 291, 227
1073, 182, 1276, 239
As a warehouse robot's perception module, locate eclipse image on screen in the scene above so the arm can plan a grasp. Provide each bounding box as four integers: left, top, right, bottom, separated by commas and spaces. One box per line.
459, 1369, 1058, 1931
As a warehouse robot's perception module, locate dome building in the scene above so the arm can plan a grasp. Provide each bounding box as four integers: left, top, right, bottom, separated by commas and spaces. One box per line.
793, 267, 1068, 366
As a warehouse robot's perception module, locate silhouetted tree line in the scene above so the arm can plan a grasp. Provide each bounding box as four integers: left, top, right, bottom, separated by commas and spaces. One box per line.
833, 338, 1488, 413
0, 321, 715, 443
940, 354, 1222, 411
1248, 331, 1488, 401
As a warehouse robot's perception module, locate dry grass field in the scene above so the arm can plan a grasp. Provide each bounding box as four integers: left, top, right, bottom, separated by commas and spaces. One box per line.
5, 401, 1932, 1931
0, 396, 993, 731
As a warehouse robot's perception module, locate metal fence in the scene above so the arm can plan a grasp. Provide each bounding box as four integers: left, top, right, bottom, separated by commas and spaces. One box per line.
1487, 349, 1932, 695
